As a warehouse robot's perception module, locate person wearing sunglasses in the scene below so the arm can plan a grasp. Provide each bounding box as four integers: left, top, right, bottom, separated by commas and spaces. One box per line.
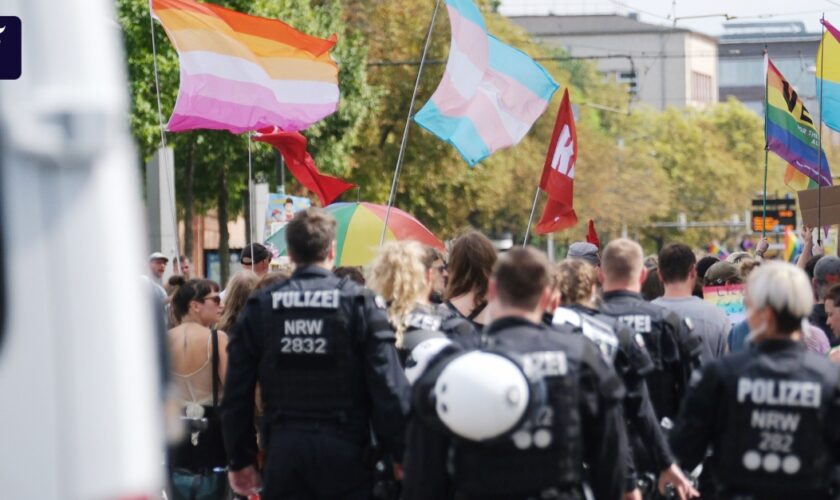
167, 279, 230, 497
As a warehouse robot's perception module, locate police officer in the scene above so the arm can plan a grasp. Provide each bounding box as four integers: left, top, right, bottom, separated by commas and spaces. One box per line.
670, 262, 840, 499
596, 239, 702, 498
221, 208, 411, 499
401, 302, 478, 353
403, 247, 628, 500
549, 258, 698, 500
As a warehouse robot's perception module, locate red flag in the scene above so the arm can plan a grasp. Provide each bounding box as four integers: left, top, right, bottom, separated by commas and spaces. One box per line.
535, 198, 578, 234
586, 219, 600, 248
254, 127, 356, 206
535, 89, 577, 234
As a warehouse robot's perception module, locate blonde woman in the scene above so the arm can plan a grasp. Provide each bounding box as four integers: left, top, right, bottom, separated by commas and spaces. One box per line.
368, 242, 476, 363
219, 270, 259, 333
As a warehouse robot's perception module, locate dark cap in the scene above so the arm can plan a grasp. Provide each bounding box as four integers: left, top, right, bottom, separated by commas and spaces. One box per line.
704, 261, 740, 286
240, 243, 270, 265
814, 256, 840, 284
567, 242, 600, 266
696, 256, 720, 279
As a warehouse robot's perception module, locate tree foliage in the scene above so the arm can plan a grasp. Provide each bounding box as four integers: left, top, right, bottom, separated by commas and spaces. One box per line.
119, 0, 796, 259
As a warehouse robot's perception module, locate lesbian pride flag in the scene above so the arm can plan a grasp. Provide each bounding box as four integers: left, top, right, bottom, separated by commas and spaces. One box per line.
151, 0, 339, 133
414, 0, 558, 166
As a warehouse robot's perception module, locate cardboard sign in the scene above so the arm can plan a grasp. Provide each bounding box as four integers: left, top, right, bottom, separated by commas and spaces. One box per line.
265, 193, 311, 238
703, 284, 746, 325
798, 185, 840, 227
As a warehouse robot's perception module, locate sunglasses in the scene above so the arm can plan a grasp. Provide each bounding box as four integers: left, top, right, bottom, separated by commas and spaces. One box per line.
199, 295, 221, 305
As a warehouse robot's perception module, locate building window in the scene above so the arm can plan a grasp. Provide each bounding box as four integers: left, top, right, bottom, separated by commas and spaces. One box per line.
691, 71, 713, 103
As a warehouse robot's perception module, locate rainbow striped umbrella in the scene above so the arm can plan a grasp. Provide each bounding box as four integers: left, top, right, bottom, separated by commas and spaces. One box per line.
266, 202, 444, 266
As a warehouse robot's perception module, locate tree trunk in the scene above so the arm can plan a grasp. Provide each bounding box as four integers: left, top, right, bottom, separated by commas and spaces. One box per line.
218, 166, 230, 287
183, 136, 195, 257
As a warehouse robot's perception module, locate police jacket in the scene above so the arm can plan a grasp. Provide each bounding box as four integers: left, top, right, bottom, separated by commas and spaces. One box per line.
552, 305, 675, 487
601, 290, 702, 421
402, 316, 628, 500
671, 339, 840, 499
399, 303, 479, 364
220, 265, 411, 471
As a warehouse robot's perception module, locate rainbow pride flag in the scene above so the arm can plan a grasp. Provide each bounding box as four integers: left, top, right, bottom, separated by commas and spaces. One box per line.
817, 19, 840, 133
766, 54, 832, 188
783, 227, 801, 262
708, 241, 728, 258
151, 0, 339, 133
414, 0, 558, 166
784, 164, 818, 191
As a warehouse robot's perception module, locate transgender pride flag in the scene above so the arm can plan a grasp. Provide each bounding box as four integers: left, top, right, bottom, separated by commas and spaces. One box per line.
151, 0, 339, 134
414, 0, 558, 166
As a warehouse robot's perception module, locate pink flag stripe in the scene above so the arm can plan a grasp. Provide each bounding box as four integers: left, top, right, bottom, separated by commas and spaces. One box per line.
446, 5, 489, 72
432, 66, 548, 134
445, 89, 516, 152
178, 73, 338, 109
168, 92, 337, 133
441, 41, 486, 101
180, 52, 339, 104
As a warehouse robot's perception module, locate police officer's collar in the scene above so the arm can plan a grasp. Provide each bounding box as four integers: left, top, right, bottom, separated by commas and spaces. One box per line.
291, 264, 334, 278
602, 290, 643, 300
568, 303, 598, 316
752, 337, 806, 353
485, 315, 544, 335
541, 311, 553, 327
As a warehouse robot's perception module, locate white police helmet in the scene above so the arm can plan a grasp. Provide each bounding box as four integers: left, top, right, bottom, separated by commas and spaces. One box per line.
433, 351, 529, 441
404, 334, 453, 385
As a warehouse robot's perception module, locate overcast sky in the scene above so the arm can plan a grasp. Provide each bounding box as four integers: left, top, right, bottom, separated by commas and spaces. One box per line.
499, 0, 840, 36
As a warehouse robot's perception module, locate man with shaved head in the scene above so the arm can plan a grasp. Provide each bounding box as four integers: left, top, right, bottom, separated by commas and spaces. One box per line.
599, 239, 702, 499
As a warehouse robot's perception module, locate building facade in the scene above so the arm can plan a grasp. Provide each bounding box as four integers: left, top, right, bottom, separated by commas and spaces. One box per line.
718, 21, 820, 116
508, 13, 719, 110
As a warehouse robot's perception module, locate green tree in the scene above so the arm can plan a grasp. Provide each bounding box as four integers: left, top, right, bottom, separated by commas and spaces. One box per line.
117, 0, 376, 284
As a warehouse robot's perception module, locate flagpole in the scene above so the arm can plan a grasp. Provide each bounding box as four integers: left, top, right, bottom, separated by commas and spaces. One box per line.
379, 0, 443, 247
148, 3, 182, 275
248, 132, 255, 264
762, 47, 769, 240
523, 186, 541, 246
818, 15, 827, 244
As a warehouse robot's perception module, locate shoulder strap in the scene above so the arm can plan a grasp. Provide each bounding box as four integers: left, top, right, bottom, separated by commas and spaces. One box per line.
336, 275, 352, 290
466, 301, 487, 321
211, 328, 220, 408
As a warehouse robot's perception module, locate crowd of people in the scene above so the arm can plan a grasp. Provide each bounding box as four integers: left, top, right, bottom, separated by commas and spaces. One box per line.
150, 210, 840, 500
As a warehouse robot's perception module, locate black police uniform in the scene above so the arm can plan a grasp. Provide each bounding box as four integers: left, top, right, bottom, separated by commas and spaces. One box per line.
600, 291, 702, 478
221, 265, 411, 499
399, 303, 479, 364
550, 305, 675, 494
670, 339, 840, 499
403, 316, 628, 500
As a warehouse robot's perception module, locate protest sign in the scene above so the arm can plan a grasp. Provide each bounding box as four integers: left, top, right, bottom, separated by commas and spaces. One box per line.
703, 284, 746, 325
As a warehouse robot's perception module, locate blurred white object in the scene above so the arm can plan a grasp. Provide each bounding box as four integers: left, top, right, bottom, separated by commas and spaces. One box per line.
0, 0, 164, 498
433, 351, 529, 441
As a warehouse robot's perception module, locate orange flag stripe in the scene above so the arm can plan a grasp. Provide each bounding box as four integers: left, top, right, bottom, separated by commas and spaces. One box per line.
152, 0, 336, 56
160, 29, 337, 81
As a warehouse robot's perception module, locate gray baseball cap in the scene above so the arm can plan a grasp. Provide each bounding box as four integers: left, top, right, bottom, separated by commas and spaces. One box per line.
814, 256, 840, 284
567, 242, 600, 266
